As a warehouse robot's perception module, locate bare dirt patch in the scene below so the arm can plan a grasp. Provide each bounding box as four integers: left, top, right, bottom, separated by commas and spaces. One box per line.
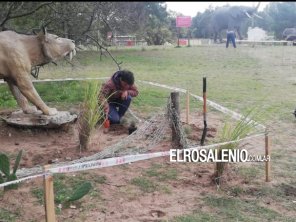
0, 110, 267, 221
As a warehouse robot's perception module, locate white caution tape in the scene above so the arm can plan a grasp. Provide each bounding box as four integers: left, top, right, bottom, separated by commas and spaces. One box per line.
0, 132, 264, 188
190, 94, 266, 131
1, 77, 266, 130
31, 77, 108, 83
128, 109, 142, 122
0, 77, 108, 84
0, 172, 47, 188
49, 151, 169, 174
0, 77, 266, 186
138, 80, 266, 131
48, 132, 264, 174
138, 80, 187, 93
187, 133, 265, 150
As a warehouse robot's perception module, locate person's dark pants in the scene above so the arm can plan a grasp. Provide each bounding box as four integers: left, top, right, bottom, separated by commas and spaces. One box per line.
226, 33, 236, 48
108, 96, 132, 124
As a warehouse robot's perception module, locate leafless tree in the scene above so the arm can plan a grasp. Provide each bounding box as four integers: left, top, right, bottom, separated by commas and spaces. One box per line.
0, 2, 52, 31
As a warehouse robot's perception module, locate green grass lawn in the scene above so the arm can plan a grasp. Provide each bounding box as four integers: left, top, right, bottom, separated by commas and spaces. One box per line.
2, 45, 295, 121
0, 44, 295, 221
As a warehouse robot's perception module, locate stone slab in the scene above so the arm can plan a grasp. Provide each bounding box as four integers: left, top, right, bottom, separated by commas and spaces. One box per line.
3, 110, 77, 128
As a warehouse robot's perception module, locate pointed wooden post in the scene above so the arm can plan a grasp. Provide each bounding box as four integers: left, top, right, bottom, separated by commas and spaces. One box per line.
186, 90, 190, 124
43, 165, 56, 222
170, 92, 181, 148
265, 130, 271, 182
200, 77, 207, 145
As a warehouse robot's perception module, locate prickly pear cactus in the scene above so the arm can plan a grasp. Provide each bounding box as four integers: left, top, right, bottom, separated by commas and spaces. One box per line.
67, 181, 92, 202
0, 150, 23, 191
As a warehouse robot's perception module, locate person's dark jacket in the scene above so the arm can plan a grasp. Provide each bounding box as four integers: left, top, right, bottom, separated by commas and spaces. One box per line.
99, 71, 139, 111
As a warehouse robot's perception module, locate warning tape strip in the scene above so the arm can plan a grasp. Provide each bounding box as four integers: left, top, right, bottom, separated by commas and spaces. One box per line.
0, 77, 108, 84
48, 133, 265, 174
0, 78, 266, 187
49, 151, 169, 174
0, 133, 264, 188
138, 80, 266, 131
0, 173, 48, 188
0, 77, 266, 130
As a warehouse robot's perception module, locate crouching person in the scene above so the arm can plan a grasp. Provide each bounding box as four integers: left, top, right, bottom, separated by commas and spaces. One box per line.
99, 70, 139, 125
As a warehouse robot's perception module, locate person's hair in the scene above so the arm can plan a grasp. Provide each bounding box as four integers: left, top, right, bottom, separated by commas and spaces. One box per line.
119, 70, 134, 85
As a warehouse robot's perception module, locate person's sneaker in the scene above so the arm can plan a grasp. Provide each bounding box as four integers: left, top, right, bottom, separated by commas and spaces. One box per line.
128, 120, 137, 135
128, 125, 137, 135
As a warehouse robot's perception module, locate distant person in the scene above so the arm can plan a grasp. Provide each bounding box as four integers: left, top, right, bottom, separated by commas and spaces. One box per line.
226, 29, 237, 48
99, 70, 139, 125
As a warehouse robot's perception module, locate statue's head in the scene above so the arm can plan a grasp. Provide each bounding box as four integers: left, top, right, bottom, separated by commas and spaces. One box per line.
37, 27, 76, 62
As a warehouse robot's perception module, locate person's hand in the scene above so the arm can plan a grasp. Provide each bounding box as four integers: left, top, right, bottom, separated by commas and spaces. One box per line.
103, 104, 109, 114
121, 90, 128, 100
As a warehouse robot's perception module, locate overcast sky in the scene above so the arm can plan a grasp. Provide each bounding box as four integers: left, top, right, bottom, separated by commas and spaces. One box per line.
165, 2, 270, 17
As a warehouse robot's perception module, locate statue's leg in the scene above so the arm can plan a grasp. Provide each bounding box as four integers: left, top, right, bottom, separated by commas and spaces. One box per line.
232, 34, 237, 48
6, 79, 38, 114
15, 75, 58, 116
226, 34, 230, 48
237, 30, 243, 40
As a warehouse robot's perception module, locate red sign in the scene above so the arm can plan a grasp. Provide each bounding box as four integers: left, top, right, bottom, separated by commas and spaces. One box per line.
178, 39, 188, 46
126, 40, 135, 46
107, 32, 112, 39
176, 16, 192, 27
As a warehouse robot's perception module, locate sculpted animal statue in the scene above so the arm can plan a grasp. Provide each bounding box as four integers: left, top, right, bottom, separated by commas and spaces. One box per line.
282, 28, 296, 41
210, 3, 262, 43
0, 28, 76, 115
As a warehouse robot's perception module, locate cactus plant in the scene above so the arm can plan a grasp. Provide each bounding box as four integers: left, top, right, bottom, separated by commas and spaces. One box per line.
0, 149, 23, 191
67, 181, 92, 202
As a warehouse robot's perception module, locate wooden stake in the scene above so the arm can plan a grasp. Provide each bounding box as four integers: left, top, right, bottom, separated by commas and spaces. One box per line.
170, 92, 180, 115
170, 92, 181, 148
200, 77, 207, 146
265, 131, 271, 182
43, 165, 56, 222
186, 90, 190, 124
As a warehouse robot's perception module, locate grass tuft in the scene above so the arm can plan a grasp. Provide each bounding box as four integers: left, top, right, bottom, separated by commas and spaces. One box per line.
214, 107, 265, 184
78, 81, 105, 151
131, 177, 157, 193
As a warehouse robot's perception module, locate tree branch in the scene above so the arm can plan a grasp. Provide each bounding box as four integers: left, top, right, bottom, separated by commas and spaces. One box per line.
86, 34, 122, 70
9, 2, 53, 19
0, 2, 53, 29
81, 9, 96, 36
0, 3, 15, 27
8, 2, 53, 20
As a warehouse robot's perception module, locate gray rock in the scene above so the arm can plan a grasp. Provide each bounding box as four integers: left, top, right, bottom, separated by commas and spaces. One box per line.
4, 110, 77, 129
